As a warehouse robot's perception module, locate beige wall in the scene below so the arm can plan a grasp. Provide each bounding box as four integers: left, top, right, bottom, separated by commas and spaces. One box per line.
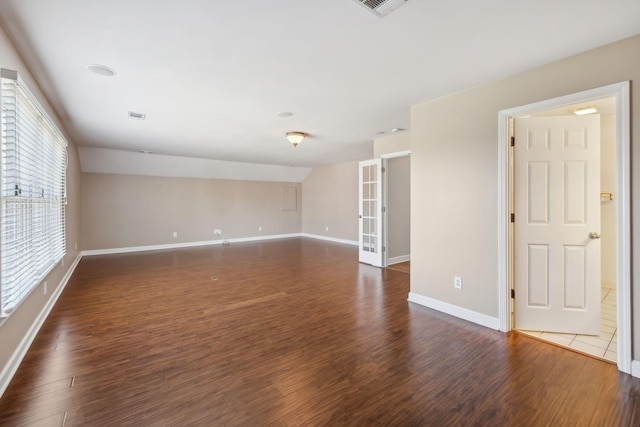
601, 114, 617, 289
301, 161, 358, 242
410, 34, 640, 356
81, 173, 302, 250
387, 156, 410, 260
0, 26, 82, 388
374, 132, 410, 158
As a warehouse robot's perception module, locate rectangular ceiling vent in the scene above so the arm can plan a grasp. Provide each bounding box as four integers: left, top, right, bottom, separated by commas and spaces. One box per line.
128, 111, 147, 120
353, 0, 408, 18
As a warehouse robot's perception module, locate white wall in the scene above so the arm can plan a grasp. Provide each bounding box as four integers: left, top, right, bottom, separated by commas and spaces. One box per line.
374, 132, 410, 158
409, 34, 640, 356
81, 173, 302, 251
386, 156, 410, 262
301, 161, 359, 243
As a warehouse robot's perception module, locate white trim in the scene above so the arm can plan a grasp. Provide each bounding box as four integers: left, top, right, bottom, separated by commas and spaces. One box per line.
82, 233, 304, 256
358, 159, 385, 267
82, 233, 359, 257
631, 360, 640, 379
408, 292, 500, 330
382, 157, 389, 268
300, 233, 358, 246
497, 81, 632, 374
614, 82, 632, 374
388, 255, 410, 265
0, 254, 82, 398
380, 150, 411, 159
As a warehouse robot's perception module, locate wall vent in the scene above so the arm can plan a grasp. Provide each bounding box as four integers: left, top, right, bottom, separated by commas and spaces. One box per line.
353, 0, 408, 18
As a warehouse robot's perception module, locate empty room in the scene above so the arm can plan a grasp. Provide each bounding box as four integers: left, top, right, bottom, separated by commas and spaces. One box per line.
1, 1, 640, 425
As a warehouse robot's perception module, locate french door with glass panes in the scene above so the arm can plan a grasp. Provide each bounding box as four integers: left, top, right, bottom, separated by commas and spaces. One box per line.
359, 159, 383, 267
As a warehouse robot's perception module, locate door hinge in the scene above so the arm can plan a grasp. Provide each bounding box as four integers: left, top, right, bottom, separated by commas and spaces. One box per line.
382, 206, 386, 213
511, 289, 515, 299
382, 167, 386, 173
510, 136, 515, 147
383, 246, 386, 252
510, 213, 515, 223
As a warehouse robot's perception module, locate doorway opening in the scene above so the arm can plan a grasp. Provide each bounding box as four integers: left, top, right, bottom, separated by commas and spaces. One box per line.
382, 151, 410, 270
514, 98, 616, 362
358, 151, 410, 269
497, 82, 631, 374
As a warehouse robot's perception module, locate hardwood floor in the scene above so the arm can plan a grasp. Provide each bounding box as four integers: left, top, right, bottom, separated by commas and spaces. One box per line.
386, 261, 409, 274
1, 238, 639, 426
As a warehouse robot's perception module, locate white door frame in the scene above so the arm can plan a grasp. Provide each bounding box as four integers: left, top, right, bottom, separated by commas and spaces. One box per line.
359, 159, 384, 267
380, 150, 411, 268
497, 82, 631, 374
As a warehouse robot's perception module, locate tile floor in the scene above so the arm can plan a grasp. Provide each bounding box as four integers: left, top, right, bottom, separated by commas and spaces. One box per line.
518, 287, 617, 363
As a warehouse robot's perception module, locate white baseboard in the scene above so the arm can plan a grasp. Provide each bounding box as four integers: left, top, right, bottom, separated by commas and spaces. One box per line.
0, 254, 82, 398
82, 233, 303, 256
407, 292, 500, 330
300, 233, 358, 246
388, 255, 410, 265
631, 360, 640, 379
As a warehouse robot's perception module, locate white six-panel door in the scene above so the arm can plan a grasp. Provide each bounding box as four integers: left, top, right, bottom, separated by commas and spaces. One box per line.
359, 159, 383, 267
514, 115, 601, 335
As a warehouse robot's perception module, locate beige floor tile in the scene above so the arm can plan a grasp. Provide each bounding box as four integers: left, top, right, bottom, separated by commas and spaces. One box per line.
570, 340, 606, 357
594, 331, 614, 340
604, 350, 617, 362
573, 335, 611, 350
539, 332, 574, 346
517, 287, 617, 361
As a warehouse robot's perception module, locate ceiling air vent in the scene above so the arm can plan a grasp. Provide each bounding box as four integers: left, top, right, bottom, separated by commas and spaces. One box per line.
128, 111, 147, 120
353, 0, 408, 18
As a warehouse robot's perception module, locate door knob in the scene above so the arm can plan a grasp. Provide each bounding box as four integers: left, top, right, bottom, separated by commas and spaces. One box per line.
588, 232, 601, 239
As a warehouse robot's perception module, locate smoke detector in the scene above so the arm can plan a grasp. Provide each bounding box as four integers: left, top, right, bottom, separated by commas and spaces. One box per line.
353, 0, 408, 17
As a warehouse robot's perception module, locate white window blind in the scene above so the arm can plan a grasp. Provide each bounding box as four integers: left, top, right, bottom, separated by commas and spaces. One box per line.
0, 68, 67, 317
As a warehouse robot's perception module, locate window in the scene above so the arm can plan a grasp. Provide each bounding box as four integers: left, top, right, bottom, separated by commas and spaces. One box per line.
0, 69, 67, 317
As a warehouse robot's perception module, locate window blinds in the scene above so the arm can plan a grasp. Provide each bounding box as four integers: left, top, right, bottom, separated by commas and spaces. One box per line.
1, 69, 67, 316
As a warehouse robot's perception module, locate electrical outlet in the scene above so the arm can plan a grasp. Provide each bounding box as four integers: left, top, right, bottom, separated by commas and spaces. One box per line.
214, 229, 222, 236
74, 242, 78, 251
454, 276, 463, 290
258, 226, 262, 231
325, 226, 329, 232
43, 281, 47, 295
173, 231, 178, 238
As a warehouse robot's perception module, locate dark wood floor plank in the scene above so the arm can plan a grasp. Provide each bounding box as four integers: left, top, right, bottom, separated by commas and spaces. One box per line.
1, 237, 639, 426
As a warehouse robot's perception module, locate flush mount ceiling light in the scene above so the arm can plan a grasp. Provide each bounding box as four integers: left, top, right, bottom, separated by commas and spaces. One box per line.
87, 64, 116, 77
285, 132, 306, 148
277, 111, 293, 118
573, 106, 598, 115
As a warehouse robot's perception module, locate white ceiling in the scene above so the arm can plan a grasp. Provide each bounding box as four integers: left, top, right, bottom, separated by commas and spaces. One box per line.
1, 0, 639, 168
